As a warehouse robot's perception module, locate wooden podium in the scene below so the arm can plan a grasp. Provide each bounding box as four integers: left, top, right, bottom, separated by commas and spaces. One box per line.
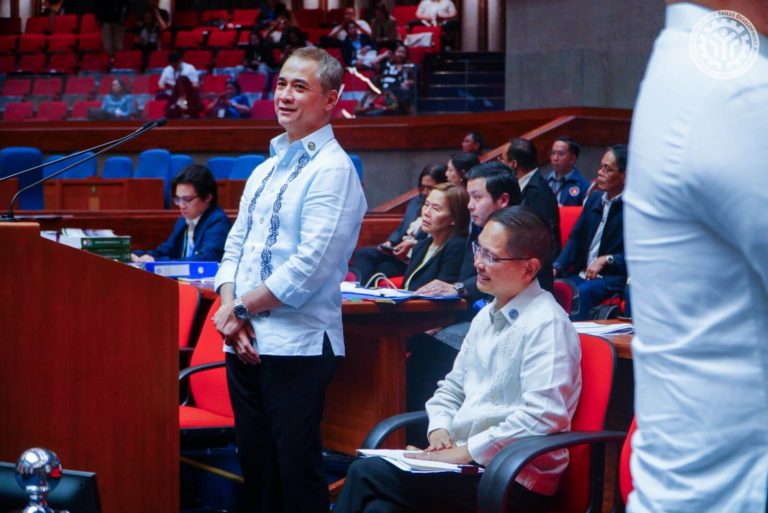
0, 223, 179, 513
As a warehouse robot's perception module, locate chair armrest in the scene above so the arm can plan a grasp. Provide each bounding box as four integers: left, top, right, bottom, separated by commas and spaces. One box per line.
361, 411, 429, 449
477, 430, 626, 513
179, 347, 195, 354
178, 361, 226, 406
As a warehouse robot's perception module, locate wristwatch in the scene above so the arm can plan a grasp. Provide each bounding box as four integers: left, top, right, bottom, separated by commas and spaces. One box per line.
605, 255, 615, 265
233, 297, 250, 320
452, 282, 466, 297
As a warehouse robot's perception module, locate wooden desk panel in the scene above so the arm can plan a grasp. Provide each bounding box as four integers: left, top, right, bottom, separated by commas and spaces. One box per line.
216, 179, 246, 210
43, 178, 165, 210
0, 179, 17, 209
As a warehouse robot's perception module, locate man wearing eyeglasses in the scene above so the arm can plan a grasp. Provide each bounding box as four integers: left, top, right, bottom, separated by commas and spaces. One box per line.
131, 164, 230, 263
553, 145, 627, 320
334, 206, 581, 513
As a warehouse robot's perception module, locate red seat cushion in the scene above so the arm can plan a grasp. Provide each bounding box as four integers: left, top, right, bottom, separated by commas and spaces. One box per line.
179, 405, 234, 429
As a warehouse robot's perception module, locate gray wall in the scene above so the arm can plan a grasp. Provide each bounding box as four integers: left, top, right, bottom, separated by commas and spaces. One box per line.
505, 0, 665, 110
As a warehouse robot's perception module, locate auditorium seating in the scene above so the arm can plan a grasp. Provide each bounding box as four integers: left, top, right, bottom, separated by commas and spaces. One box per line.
207, 156, 235, 179
170, 154, 194, 177
43, 151, 97, 179
229, 154, 266, 179
135, 148, 172, 205
102, 156, 134, 178
3, 101, 34, 121
34, 100, 67, 120
70, 99, 100, 119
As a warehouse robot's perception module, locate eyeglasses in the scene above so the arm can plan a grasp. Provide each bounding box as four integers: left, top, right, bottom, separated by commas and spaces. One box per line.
173, 194, 198, 206
471, 242, 531, 264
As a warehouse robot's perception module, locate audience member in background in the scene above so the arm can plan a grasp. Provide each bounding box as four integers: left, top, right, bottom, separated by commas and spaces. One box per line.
370, 2, 399, 50
401, 183, 468, 291
373, 43, 415, 113
413, 0, 459, 50
445, 152, 480, 188
546, 136, 590, 206
278, 26, 312, 64
553, 144, 627, 320
351, 162, 448, 285
335, 207, 581, 513
96, 0, 129, 57
242, 30, 275, 74
165, 75, 204, 119
256, 0, 289, 29
143, 0, 169, 30
134, 8, 161, 67
355, 76, 400, 116
504, 137, 561, 290
341, 21, 376, 68
325, 7, 372, 46
407, 162, 522, 432
461, 131, 484, 155
204, 79, 250, 119
157, 52, 199, 98
131, 164, 231, 263
264, 13, 290, 45
94, 78, 135, 120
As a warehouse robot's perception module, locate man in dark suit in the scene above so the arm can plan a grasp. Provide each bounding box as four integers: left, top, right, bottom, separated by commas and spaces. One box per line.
131, 164, 231, 262
553, 145, 627, 320
503, 137, 560, 292
546, 136, 591, 206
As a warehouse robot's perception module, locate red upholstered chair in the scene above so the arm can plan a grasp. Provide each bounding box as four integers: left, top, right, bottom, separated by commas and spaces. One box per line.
77, 32, 102, 52
132, 74, 160, 95
179, 296, 235, 444
47, 52, 77, 73
0, 54, 16, 73
142, 99, 167, 120
238, 71, 266, 94
24, 16, 49, 34
173, 11, 200, 30
31, 77, 63, 98
183, 50, 212, 73
231, 8, 260, 28
79, 14, 99, 34
16, 53, 46, 73
213, 48, 244, 72
111, 50, 142, 72
358, 334, 617, 513
207, 29, 236, 49
79, 51, 110, 73
47, 33, 77, 53
333, 99, 358, 118
177, 282, 201, 350
201, 9, 230, 25
559, 206, 583, 246
34, 101, 68, 121
174, 30, 203, 50
70, 100, 101, 120
64, 75, 95, 97
18, 33, 46, 53
553, 279, 575, 314
52, 14, 78, 34
2, 78, 31, 98
2, 101, 35, 122
392, 6, 418, 26
250, 99, 275, 119
326, 8, 346, 25
200, 74, 227, 98
410, 25, 442, 53
0, 34, 18, 53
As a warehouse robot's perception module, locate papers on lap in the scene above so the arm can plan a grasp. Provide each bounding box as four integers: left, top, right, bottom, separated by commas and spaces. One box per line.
357, 449, 483, 474
340, 282, 459, 302
572, 321, 634, 336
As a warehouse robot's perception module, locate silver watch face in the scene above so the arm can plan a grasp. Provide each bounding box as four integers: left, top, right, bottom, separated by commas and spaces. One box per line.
234, 302, 249, 320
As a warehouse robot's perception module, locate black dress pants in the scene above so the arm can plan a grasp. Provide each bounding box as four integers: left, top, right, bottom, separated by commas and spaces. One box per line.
226, 336, 341, 513
333, 457, 551, 513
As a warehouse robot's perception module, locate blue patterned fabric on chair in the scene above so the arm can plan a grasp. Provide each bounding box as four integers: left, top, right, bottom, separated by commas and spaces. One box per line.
229, 154, 266, 180
135, 148, 172, 207
102, 156, 134, 178
43, 152, 97, 179
0, 146, 43, 210
207, 156, 235, 179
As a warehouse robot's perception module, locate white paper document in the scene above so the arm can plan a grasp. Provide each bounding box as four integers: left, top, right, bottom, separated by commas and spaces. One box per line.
572, 321, 634, 336
357, 449, 483, 474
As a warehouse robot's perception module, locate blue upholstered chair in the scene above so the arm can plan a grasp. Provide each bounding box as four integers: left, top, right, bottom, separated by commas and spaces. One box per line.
102, 156, 134, 178
207, 156, 236, 180
135, 148, 172, 207
43, 152, 98, 179
170, 154, 194, 178
229, 154, 266, 180
0, 146, 43, 210
349, 154, 364, 182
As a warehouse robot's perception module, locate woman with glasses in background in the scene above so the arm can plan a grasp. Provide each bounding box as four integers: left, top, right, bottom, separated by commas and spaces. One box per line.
131, 164, 231, 263
350, 162, 447, 284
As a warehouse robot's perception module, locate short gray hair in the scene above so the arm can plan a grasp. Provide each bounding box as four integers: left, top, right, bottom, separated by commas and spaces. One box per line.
287, 47, 344, 94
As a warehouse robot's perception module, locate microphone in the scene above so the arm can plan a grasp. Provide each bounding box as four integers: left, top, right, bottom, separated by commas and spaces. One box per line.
0, 118, 168, 221
0, 118, 167, 184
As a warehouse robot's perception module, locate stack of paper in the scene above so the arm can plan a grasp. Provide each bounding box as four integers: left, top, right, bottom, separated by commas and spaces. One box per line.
340, 282, 459, 302
357, 449, 483, 474
572, 322, 634, 336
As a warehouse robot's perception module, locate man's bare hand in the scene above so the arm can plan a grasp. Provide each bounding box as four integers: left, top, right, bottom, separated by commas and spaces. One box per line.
405, 446, 472, 465
585, 256, 608, 280
425, 428, 455, 451
213, 302, 245, 337
226, 323, 260, 365
414, 279, 456, 297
